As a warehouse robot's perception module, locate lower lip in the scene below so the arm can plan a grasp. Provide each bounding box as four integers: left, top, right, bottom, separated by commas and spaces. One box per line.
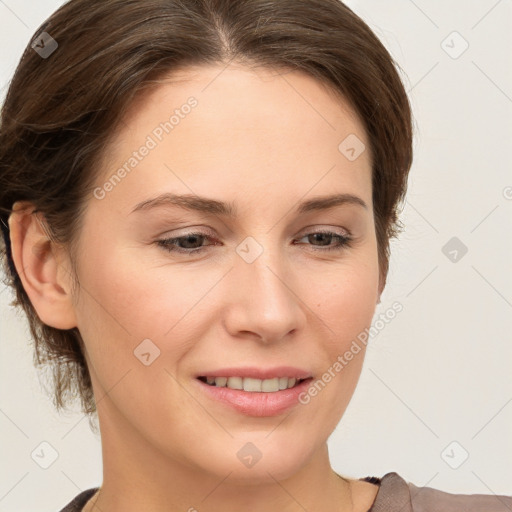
196, 378, 313, 417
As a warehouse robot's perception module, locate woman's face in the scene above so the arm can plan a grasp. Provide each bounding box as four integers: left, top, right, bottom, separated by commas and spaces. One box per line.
70, 63, 381, 482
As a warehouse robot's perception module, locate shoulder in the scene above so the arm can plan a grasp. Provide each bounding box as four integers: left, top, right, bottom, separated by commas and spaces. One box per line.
369, 472, 512, 512
58, 488, 99, 512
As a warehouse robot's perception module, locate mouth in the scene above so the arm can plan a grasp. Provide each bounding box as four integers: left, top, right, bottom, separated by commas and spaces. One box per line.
197, 376, 310, 392
195, 373, 314, 417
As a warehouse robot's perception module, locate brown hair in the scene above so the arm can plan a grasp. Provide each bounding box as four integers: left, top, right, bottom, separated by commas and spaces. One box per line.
0, 0, 413, 417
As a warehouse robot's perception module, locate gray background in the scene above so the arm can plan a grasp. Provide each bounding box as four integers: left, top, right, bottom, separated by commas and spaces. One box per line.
0, 0, 511, 510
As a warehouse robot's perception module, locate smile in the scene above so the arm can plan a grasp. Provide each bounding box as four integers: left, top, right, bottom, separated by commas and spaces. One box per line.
198, 376, 307, 392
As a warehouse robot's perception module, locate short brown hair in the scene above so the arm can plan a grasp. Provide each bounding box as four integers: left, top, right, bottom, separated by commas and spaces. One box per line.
0, 0, 413, 417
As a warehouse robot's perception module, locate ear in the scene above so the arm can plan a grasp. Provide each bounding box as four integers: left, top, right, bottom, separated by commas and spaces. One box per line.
8, 201, 78, 330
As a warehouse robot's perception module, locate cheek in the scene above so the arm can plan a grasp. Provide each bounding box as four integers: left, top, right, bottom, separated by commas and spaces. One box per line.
292, 271, 377, 445
312, 252, 380, 346
317, 271, 376, 371
73, 240, 233, 399
75, 243, 194, 341
297, 248, 379, 414
73, 245, 209, 439
71, 242, 171, 386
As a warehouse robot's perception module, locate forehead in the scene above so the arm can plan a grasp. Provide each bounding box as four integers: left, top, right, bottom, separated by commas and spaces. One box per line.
124, 62, 365, 125
94, 63, 372, 215
132, 63, 366, 138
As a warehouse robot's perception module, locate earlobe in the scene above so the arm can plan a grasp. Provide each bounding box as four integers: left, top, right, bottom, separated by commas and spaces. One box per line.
8, 201, 78, 330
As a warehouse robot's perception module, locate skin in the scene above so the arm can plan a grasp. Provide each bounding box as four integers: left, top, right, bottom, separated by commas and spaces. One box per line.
10, 63, 383, 511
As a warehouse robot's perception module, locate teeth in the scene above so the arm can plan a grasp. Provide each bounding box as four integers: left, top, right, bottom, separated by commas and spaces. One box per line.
204, 376, 303, 392
227, 376, 243, 390
243, 377, 262, 392
261, 377, 279, 392
214, 376, 227, 387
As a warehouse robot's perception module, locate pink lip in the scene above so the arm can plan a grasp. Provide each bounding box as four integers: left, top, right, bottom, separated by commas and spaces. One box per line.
194, 367, 313, 417
196, 366, 312, 380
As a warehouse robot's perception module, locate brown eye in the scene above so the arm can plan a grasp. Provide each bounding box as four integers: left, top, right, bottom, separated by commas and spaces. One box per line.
157, 232, 215, 255
295, 230, 352, 252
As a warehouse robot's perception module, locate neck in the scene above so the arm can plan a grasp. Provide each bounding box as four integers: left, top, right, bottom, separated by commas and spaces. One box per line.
83, 407, 355, 512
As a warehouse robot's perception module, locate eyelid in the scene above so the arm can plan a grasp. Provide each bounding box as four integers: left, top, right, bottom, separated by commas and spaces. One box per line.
155, 225, 355, 256
160, 225, 218, 238
297, 225, 351, 237
161, 224, 351, 240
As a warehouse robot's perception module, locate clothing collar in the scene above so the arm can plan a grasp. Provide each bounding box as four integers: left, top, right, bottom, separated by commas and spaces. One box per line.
369, 472, 412, 512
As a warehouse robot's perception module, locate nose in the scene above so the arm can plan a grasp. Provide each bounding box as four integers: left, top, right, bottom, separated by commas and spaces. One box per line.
222, 239, 306, 344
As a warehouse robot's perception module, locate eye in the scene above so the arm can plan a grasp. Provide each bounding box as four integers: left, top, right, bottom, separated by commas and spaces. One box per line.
156, 231, 215, 255
294, 230, 353, 252
156, 229, 353, 255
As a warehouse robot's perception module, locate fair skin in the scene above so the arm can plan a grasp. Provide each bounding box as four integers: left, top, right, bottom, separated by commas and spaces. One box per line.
10, 63, 382, 511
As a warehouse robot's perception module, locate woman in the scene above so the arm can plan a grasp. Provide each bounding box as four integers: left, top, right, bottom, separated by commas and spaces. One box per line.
0, 1, 510, 511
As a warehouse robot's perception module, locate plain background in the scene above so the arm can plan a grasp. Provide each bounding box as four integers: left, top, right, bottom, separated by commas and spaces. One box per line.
0, 0, 511, 510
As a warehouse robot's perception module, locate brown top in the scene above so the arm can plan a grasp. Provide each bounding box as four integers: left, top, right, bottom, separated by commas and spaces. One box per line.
367, 472, 512, 512
59, 472, 512, 511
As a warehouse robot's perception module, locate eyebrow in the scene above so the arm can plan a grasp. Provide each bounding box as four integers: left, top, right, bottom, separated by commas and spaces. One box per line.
130, 192, 368, 217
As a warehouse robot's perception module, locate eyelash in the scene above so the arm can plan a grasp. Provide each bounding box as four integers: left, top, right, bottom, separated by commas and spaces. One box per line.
156, 229, 353, 255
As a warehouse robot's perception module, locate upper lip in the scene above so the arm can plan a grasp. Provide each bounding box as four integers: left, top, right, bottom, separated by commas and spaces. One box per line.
197, 366, 312, 380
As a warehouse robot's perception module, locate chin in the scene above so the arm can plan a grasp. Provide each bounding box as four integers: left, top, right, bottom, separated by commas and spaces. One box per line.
200, 432, 319, 485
